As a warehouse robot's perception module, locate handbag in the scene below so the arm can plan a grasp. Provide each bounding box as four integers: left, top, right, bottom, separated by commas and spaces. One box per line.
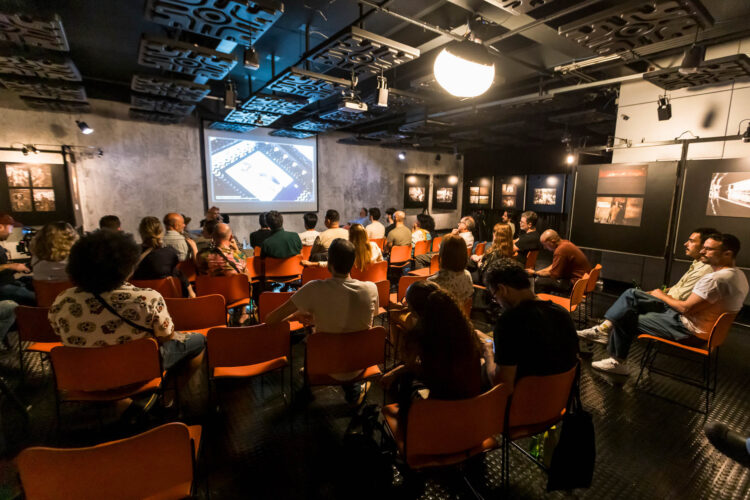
546, 363, 596, 492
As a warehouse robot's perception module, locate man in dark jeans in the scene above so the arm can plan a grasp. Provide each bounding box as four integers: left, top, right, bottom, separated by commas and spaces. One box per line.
0, 214, 35, 306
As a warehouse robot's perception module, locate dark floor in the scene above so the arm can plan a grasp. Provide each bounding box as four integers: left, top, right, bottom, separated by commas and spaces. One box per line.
1, 290, 749, 500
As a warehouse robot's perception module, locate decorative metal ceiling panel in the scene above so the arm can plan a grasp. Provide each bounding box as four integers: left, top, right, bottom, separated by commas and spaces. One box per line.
266, 67, 349, 102
548, 109, 615, 125
363, 87, 426, 109
399, 119, 452, 134
269, 129, 316, 139
129, 108, 185, 124
240, 93, 308, 114
491, 0, 557, 15
224, 109, 280, 126
130, 74, 210, 102
318, 108, 374, 123
643, 54, 750, 90
0, 13, 69, 51
307, 27, 420, 77
364, 130, 408, 141
145, 0, 283, 46
137, 36, 237, 80
292, 118, 343, 132
21, 97, 90, 113
209, 121, 256, 133
558, 0, 714, 57
0, 76, 86, 101
131, 94, 196, 115
0, 52, 81, 80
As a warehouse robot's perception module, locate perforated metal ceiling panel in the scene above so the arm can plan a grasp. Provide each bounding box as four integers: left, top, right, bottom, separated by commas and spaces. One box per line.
137, 36, 237, 80
130, 74, 210, 102
130, 94, 196, 115
0, 13, 69, 51
491, 0, 557, 15
224, 109, 280, 126
269, 129, 316, 139
643, 53, 750, 90
209, 121, 256, 133
318, 108, 374, 123
0, 76, 86, 101
0, 52, 81, 80
265, 67, 349, 102
240, 93, 308, 115
292, 118, 343, 132
21, 97, 90, 112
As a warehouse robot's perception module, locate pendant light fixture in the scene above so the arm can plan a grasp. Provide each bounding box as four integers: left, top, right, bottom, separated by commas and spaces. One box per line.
434, 40, 495, 98
679, 28, 704, 75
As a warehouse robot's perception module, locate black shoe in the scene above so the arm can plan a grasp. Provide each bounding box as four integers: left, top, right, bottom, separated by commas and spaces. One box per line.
704, 421, 750, 467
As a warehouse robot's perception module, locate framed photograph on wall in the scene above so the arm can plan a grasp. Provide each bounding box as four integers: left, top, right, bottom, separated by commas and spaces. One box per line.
0, 157, 75, 226
493, 175, 525, 212
432, 174, 459, 210
467, 176, 493, 208
525, 174, 565, 213
403, 173, 429, 209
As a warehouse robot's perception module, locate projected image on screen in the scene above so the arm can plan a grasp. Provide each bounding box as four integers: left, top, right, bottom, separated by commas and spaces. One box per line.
706, 172, 750, 218
597, 166, 647, 195
534, 188, 556, 205
594, 196, 643, 226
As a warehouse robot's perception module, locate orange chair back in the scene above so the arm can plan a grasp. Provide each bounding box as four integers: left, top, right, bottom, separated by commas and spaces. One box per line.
33, 280, 73, 307
525, 250, 539, 270
306, 327, 386, 382
351, 260, 387, 282
302, 266, 332, 285
195, 274, 250, 307
474, 242, 486, 256
431, 236, 442, 253
406, 384, 510, 458
164, 295, 227, 333
569, 274, 589, 310
414, 240, 430, 257
254, 246, 261, 257
397, 275, 427, 303
374, 280, 390, 309
389, 245, 411, 264
462, 298, 472, 317
585, 264, 602, 294
176, 259, 197, 282
706, 312, 737, 349
207, 323, 290, 370
18, 422, 197, 500
258, 291, 295, 323
429, 254, 440, 274
129, 277, 181, 298
264, 255, 303, 281
50, 338, 162, 393
245, 256, 262, 281
507, 364, 577, 432
15, 306, 59, 343
369, 238, 385, 251
301, 245, 313, 260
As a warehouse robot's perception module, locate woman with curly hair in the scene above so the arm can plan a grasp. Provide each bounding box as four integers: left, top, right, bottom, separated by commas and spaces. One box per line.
471, 222, 514, 284
132, 216, 193, 297
301, 223, 382, 270
30, 221, 78, 281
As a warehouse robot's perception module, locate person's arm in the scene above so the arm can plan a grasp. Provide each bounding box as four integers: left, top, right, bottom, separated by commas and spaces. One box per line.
0, 263, 30, 273
152, 296, 177, 342
265, 299, 300, 324
185, 237, 198, 262
648, 290, 711, 316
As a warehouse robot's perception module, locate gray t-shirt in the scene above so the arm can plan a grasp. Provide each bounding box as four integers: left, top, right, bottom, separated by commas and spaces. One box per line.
386, 225, 412, 248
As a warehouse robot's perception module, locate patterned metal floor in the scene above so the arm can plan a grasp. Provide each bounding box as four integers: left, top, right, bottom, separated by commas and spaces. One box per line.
0, 294, 749, 499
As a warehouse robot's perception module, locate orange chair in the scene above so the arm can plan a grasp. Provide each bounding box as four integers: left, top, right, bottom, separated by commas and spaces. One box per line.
245, 256, 262, 284
382, 383, 510, 470
369, 238, 385, 251
207, 323, 292, 404
15, 306, 62, 382
17, 422, 201, 500
164, 295, 227, 335
129, 277, 182, 298
413, 240, 430, 257
582, 264, 602, 322
374, 280, 390, 319
351, 260, 387, 282
195, 274, 251, 309
32, 280, 72, 307
50, 338, 164, 429
409, 254, 439, 277
301, 266, 332, 285
258, 292, 305, 333
254, 246, 261, 257
525, 250, 539, 270
389, 275, 427, 307
431, 236, 442, 252
176, 259, 197, 283
537, 274, 589, 326
473, 242, 486, 256
388, 245, 412, 274
263, 255, 303, 285
301, 245, 313, 261
636, 312, 736, 414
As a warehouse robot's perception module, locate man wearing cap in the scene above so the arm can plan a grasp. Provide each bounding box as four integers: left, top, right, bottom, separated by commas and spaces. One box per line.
0, 214, 35, 305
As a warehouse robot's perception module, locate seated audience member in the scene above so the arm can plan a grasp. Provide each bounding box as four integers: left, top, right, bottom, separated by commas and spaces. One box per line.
478, 257, 579, 389
162, 213, 197, 262
582, 233, 748, 375
411, 213, 434, 245
349, 207, 370, 227
0, 300, 17, 349
704, 421, 750, 468
471, 222, 514, 285
514, 210, 541, 267
309, 209, 349, 261
531, 230, 591, 295
261, 210, 302, 259
99, 215, 121, 231
384, 208, 397, 237
0, 214, 34, 306
195, 219, 218, 254
266, 239, 379, 405
29, 221, 78, 281
365, 208, 385, 239
428, 234, 474, 304
302, 223, 382, 269
385, 211, 411, 252
197, 223, 247, 276
502, 210, 516, 237
580, 227, 717, 343
299, 212, 320, 246
249, 212, 272, 249
200, 206, 229, 227
132, 217, 193, 297
451, 216, 475, 250
48, 230, 205, 395
382, 280, 482, 414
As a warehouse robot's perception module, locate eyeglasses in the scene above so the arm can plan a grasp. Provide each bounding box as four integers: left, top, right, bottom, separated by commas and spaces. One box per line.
702, 245, 721, 252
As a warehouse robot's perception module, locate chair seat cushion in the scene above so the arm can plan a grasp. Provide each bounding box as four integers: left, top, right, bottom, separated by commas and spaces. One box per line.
537, 294, 575, 311
60, 377, 162, 402
26, 341, 62, 353
637, 334, 709, 355
307, 364, 381, 386
212, 356, 288, 378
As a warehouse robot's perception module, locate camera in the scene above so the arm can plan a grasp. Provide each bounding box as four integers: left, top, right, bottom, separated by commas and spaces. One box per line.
16, 226, 37, 256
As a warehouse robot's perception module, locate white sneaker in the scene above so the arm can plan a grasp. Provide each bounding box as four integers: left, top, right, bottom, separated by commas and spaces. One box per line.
578, 326, 609, 345
592, 357, 628, 376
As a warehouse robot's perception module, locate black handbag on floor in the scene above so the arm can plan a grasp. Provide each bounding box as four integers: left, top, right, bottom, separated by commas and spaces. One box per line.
546, 364, 596, 491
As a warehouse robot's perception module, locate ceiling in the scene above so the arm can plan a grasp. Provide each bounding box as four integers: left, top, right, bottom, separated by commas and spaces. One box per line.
2, 0, 750, 152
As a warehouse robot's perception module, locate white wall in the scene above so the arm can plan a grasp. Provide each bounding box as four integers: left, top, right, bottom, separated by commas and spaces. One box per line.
612, 37, 750, 163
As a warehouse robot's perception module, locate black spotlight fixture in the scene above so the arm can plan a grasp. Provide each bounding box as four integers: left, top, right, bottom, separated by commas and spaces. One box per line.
743, 125, 750, 144
244, 46, 260, 70
21, 145, 29, 156
657, 95, 672, 121
679, 44, 705, 74
76, 120, 93, 134
224, 80, 237, 110
435, 153, 441, 162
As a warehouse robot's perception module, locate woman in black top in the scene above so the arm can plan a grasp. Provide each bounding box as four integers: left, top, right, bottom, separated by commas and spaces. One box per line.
132, 217, 194, 297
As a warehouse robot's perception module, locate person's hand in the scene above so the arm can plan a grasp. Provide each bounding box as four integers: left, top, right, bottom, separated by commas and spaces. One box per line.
526, 268, 535, 275
649, 288, 667, 299
451, 228, 459, 235
476, 329, 494, 353
300, 260, 314, 267
381, 365, 404, 389
292, 311, 314, 325
470, 254, 481, 263
9, 263, 30, 273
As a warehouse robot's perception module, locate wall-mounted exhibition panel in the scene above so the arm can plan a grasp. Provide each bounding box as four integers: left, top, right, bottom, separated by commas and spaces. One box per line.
525, 174, 566, 214
493, 175, 525, 212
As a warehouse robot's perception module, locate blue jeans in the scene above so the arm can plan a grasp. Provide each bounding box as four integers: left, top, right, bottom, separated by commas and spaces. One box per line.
0, 282, 35, 306
0, 300, 17, 343
159, 333, 206, 370
604, 288, 692, 359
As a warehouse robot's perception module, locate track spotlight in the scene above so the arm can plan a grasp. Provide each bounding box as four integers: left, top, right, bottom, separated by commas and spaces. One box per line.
566, 153, 575, 165
76, 120, 93, 134
657, 95, 672, 121
435, 153, 441, 162
434, 40, 495, 98
243, 46, 260, 70
743, 125, 750, 143
376, 75, 389, 108
679, 44, 705, 75
224, 80, 237, 110
398, 151, 406, 161
21, 145, 29, 156
97, 148, 104, 157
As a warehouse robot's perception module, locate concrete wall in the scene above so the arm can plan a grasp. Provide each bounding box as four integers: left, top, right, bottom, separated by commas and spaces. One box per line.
0, 97, 462, 238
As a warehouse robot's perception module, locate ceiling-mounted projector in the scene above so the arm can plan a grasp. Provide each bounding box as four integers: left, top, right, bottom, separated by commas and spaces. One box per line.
338, 98, 368, 113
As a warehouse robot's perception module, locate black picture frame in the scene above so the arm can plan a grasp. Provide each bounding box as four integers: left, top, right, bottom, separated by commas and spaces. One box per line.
525, 174, 566, 213
467, 176, 493, 208
431, 174, 459, 210
493, 175, 525, 211
403, 173, 429, 209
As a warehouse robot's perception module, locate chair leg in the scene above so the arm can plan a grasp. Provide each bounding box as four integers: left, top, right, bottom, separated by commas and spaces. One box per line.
18, 342, 25, 386
635, 341, 653, 389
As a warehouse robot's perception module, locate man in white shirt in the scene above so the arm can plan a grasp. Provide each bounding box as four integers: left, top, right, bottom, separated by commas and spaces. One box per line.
365, 207, 385, 239
588, 233, 748, 375
309, 209, 349, 260
163, 213, 198, 262
298, 212, 320, 247
452, 216, 475, 250
266, 238, 379, 404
